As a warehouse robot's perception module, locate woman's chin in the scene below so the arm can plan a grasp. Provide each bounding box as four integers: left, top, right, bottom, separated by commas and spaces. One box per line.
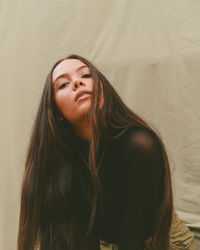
70, 106, 91, 124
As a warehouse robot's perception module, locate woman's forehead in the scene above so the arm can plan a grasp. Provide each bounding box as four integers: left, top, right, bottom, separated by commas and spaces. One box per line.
52, 59, 88, 83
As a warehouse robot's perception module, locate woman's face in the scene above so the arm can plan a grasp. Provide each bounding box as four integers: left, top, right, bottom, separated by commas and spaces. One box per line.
52, 59, 93, 125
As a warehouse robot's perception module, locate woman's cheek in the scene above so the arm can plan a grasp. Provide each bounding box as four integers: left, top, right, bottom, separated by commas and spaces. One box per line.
55, 93, 70, 116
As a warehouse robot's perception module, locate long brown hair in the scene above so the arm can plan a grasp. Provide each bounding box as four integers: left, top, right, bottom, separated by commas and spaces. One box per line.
18, 54, 173, 249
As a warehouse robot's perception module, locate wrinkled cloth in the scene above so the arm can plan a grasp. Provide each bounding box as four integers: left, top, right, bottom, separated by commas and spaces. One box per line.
100, 211, 197, 250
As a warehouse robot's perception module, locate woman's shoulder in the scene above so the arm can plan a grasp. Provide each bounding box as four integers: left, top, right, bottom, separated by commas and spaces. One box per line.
127, 126, 161, 147
120, 126, 163, 160
119, 126, 165, 188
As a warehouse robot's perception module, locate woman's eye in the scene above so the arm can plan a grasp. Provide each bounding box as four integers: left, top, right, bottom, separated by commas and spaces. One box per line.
82, 74, 92, 78
58, 82, 69, 89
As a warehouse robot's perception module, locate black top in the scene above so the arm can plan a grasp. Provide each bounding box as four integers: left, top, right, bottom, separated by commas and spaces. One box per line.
72, 126, 165, 250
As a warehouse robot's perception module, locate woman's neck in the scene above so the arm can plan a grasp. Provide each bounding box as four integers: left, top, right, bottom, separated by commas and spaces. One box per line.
73, 121, 92, 141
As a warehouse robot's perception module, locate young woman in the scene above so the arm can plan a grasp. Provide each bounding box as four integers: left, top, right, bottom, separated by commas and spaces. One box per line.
17, 55, 196, 250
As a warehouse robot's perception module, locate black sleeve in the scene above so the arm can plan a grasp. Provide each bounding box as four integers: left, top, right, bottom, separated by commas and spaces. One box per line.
119, 128, 165, 250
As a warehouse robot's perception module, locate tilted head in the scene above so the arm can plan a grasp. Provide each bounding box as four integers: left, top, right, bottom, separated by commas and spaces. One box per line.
52, 57, 104, 126
44, 54, 124, 141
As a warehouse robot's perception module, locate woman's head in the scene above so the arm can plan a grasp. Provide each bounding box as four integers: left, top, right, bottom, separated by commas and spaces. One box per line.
52, 58, 106, 125
52, 59, 94, 125
48, 55, 104, 128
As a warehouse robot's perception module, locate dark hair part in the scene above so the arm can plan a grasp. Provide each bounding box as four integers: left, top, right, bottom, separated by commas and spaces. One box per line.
18, 54, 173, 249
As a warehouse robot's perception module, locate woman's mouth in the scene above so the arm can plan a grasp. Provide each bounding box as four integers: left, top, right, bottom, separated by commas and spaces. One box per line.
75, 90, 92, 102
77, 93, 91, 101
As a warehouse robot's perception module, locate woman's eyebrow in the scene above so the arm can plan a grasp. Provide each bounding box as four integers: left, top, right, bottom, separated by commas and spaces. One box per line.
53, 73, 70, 84
76, 65, 88, 71
53, 65, 89, 84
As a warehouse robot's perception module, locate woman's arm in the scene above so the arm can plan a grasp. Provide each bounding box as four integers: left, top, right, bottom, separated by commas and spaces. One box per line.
119, 128, 165, 250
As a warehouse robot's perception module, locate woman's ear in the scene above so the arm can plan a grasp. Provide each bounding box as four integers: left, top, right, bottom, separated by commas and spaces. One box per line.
57, 115, 64, 121
56, 110, 64, 121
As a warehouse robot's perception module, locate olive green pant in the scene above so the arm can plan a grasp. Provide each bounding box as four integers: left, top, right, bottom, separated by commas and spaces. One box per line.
100, 212, 197, 250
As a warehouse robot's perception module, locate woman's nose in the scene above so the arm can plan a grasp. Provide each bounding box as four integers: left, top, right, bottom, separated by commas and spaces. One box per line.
72, 79, 85, 90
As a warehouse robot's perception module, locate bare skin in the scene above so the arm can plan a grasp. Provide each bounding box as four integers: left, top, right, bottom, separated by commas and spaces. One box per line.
52, 59, 93, 140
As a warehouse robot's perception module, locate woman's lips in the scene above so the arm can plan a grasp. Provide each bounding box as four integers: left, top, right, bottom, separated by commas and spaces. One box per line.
75, 90, 92, 101
77, 93, 91, 101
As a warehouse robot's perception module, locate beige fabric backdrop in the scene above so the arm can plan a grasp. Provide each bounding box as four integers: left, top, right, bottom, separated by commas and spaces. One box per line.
0, 0, 200, 249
